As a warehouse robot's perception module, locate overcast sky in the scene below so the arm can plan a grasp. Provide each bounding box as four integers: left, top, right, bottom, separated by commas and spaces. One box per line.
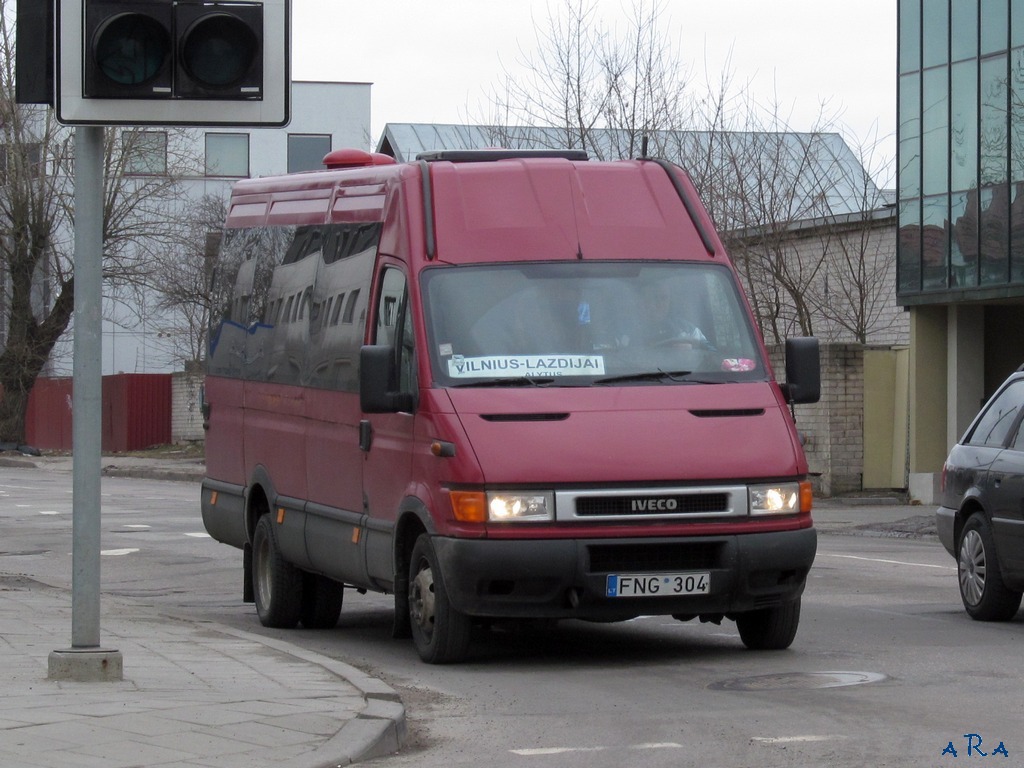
291, 0, 897, 185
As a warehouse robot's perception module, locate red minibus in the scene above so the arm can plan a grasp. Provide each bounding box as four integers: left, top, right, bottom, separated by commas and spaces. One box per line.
201, 147, 820, 663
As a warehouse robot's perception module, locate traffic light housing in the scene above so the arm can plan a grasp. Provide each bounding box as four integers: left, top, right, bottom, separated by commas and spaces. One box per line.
56, 0, 289, 126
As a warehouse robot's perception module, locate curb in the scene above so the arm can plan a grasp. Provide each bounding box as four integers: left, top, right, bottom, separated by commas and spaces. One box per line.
212, 625, 407, 766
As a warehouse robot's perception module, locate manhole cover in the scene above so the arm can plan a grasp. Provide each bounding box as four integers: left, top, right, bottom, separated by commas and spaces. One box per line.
709, 671, 886, 691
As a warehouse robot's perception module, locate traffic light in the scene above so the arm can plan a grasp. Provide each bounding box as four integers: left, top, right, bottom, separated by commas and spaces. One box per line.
56, 0, 290, 127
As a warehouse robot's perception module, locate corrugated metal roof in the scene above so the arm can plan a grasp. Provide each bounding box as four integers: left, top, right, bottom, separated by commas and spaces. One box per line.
376, 123, 885, 227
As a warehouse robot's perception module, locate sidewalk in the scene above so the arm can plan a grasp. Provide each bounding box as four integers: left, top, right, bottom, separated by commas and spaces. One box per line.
0, 452, 405, 768
0, 449, 937, 768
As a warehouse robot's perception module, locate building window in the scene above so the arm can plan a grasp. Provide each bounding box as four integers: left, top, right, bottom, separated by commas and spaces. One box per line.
922, 0, 949, 69
951, 1, 979, 62
922, 66, 949, 196
899, 0, 921, 73
288, 134, 331, 173
898, 0, 1024, 299
122, 131, 167, 175
206, 133, 250, 177
981, 0, 1009, 56
0, 142, 43, 181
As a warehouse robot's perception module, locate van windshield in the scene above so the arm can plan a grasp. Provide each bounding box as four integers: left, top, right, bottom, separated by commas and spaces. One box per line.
421, 262, 767, 387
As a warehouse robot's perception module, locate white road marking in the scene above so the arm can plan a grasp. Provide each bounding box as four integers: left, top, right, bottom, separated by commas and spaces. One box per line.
38, 510, 60, 516
101, 548, 140, 556
123, 524, 151, 529
818, 553, 954, 570
752, 735, 845, 745
185, 532, 211, 538
512, 743, 682, 756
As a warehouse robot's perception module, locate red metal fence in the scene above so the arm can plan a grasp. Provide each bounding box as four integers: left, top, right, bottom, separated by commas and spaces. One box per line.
25, 374, 172, 452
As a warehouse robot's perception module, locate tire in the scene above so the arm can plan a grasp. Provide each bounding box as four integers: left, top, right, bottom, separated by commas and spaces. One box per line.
736, 598, 801, 650
958, 514, 1022, 621
408, 534, 472, 663
300, 573, 344, 629
252, 514, 303, 628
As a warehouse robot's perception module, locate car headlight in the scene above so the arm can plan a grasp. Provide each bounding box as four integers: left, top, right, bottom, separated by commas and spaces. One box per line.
488, 492, 554, 522
749, 482, 803, 515
449, 491, 554, 523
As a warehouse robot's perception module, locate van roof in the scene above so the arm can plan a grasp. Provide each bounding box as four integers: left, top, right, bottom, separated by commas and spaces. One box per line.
225, 152, 723, 265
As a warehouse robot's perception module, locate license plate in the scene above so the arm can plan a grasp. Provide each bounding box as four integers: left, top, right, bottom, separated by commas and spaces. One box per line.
606, 572, 710, 598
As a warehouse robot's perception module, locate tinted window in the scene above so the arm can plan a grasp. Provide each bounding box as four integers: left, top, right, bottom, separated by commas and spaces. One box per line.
208, 222, 380, 391
967, 379, 1024, 446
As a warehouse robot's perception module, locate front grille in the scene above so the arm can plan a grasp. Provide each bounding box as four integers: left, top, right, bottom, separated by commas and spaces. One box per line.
588, 542, 724, 573
575, 493, 730, 517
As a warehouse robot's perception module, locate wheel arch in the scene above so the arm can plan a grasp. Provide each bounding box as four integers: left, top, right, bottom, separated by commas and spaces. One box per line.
245, 465, 276, 542
389, 498, 434, 641
394, 498, 434, 575
955, 494, 987, 548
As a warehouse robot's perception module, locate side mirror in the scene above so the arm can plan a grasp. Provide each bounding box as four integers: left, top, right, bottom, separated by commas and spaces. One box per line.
360, 345, 416, 413
783, 337, 820, 404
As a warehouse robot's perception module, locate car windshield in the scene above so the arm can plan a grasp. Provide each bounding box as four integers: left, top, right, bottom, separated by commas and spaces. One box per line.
421, 262, 767, 387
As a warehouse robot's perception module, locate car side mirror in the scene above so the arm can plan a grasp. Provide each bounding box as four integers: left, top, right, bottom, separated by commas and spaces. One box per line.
360, 345, 416, 414
783, 337, 820, 405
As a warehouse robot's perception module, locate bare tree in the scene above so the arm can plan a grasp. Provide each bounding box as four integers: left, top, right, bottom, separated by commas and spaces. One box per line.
147, 194, 227, 367
484, 0, 692, 157
0, 3, 199, 442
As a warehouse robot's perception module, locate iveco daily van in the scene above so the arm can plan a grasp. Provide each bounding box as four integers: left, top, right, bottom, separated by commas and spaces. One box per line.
201, 147, 820, 663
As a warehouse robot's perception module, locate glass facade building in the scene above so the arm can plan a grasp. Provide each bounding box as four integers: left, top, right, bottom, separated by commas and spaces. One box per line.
898, 0, 1024, 303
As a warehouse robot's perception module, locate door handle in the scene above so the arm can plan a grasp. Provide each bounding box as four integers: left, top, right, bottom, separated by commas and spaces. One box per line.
359, 420, 373, 452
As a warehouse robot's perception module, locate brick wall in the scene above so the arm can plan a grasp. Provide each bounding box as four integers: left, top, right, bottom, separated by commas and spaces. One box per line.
769, 342, 871, 496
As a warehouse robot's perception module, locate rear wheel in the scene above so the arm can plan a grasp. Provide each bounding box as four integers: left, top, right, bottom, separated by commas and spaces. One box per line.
958, 514, 1022, 621
252, 514, 302, 628
408, 534, 472, 663
736, 598, 801, 650
300, 573, 344, 629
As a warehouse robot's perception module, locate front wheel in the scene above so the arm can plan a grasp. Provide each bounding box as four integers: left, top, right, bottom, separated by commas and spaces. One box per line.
958, 514, 1022, 621
252, 514, 303, 628
408, 534, 472, 663
736, 598, 801, 650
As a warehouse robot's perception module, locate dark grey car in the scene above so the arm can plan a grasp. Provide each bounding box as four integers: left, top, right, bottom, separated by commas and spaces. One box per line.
937, 367, 1024, 621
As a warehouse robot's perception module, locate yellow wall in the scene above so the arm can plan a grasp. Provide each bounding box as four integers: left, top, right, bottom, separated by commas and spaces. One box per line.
863, 348, 909, 488
909, 307, 948, 475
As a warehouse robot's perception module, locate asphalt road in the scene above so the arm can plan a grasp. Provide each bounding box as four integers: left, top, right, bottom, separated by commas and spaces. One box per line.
1, 467, 1019, 768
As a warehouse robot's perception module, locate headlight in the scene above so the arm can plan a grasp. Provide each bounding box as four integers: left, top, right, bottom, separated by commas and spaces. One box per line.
749, 483, 802, 515
449, 490, 554, 523
487, 492, 554, 522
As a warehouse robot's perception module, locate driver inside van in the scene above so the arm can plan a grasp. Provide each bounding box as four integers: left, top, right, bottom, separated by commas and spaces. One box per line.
643, 282, 711, 349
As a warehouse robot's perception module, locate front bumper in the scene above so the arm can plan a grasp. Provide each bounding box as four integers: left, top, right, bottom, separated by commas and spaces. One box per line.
432, 528, 817, 620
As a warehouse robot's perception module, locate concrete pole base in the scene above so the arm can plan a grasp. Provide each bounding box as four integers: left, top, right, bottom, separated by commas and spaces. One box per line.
48, 648, 124, 682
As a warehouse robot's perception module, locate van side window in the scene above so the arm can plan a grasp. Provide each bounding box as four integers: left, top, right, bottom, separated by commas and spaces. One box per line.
209, 222, 380, 390
376, 268, 416, 394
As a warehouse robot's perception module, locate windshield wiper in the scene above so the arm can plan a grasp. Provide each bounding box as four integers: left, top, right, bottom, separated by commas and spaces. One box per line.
452, 376, 558, 388
593, 370, 697, 385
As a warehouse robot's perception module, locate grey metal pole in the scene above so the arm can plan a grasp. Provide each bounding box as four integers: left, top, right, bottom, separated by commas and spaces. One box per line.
49, 125, 122, 681
71, 124, 103, 648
